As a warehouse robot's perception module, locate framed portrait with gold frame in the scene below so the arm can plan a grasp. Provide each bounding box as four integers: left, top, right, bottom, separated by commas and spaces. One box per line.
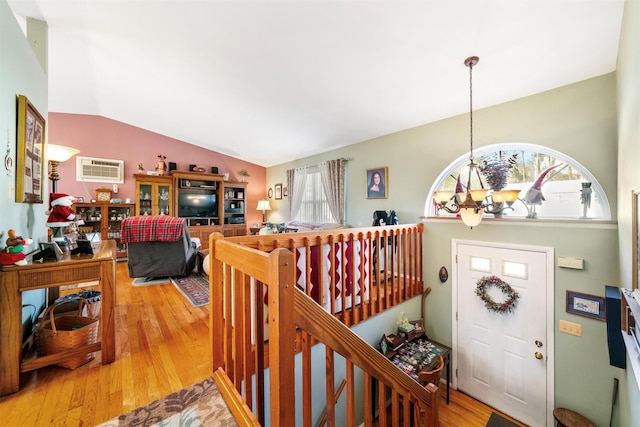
366, 167, 388, 199
15, 95, 45, 203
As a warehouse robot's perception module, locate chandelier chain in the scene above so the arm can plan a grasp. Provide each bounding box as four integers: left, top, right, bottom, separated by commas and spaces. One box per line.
468, 60, 474, 163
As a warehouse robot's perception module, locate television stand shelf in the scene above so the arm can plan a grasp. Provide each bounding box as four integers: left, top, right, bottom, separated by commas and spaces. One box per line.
184, 217, 218, 227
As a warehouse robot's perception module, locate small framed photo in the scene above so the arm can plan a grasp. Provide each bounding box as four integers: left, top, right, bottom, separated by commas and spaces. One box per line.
366, 167, 388, 199
71, 239, 94, 256
75, 196, 84, 203
379, 334, 396, 358
275, 183, 282, 200
283, 187, 288, 197
34, 242, 63, 262
95, 188, 112, 203
566, 290, 606, 321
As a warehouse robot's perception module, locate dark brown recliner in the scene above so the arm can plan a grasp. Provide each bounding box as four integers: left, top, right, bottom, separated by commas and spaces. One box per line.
121, 215, 197, 279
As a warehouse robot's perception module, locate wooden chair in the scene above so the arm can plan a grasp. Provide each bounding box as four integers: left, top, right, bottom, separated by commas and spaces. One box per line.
418, 355, 445, 388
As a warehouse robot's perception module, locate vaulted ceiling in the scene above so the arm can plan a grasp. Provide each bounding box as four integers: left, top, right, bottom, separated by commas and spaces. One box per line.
7, 0, 625, 167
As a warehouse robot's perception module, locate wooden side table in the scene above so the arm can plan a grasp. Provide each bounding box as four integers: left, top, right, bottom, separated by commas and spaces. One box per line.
553, 408, 596, 427
0, 240, 117, 396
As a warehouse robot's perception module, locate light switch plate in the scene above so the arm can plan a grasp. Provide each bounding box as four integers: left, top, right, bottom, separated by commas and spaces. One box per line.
559, 319, 582, 336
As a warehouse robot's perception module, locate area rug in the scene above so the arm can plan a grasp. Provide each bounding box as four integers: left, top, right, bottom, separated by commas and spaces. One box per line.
132, 277, 171, 286
96, 377, 238, 426
486, 412, 521, 427
170, 272, 209, 307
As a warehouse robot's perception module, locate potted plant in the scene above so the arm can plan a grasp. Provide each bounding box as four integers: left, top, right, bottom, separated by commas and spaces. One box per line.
478, 153, 518, 191
237, 169, 250, 182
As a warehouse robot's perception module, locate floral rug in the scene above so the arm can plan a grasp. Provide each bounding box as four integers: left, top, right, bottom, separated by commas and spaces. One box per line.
96, 377, 237, 427
170, 272, 209, 307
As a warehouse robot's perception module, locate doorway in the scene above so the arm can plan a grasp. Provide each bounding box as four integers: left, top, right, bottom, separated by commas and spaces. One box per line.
452, 240, 555, 426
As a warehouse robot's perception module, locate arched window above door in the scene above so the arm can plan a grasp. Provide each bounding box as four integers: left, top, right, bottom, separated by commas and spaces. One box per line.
426, 143, 611, 221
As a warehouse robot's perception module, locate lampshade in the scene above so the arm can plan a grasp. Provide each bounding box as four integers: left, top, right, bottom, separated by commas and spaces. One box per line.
491, 189, 521, 204
433, 190, 453, 205
256, 200, 272, 211
36, 144, 80, 162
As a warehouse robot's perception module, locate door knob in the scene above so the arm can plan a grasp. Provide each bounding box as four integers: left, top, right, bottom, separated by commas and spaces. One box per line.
535, 352, 544, 360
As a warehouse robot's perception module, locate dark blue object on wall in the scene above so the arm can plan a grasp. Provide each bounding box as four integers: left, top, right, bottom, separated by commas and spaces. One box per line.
605, 285, 626, 369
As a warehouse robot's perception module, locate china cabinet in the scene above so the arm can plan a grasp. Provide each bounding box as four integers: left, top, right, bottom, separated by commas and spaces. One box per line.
74, 202, 135, 259
134, 174, 173, 216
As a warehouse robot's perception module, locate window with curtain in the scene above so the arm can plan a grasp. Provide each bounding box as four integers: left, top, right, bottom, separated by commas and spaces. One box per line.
297, 167, 337, 223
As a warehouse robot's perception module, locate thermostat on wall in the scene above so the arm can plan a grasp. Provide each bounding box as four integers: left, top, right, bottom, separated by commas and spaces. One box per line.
558, 256, 584, 270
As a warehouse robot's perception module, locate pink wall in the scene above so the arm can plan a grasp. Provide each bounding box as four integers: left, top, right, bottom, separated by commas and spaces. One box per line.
48, 113, 267, 228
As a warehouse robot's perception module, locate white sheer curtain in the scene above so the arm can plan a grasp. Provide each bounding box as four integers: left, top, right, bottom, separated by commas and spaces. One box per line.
287, 167, 308, 220
318, 159, 346, 224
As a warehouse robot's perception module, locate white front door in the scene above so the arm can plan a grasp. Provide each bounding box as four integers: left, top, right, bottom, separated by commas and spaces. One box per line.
453, 240, 554, 426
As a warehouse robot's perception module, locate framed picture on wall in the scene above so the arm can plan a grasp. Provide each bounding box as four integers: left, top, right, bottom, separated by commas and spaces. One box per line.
275, 183, 282, 200
566, 290, 606, 321
366, 167, 388, 199
15, 95, 45, 203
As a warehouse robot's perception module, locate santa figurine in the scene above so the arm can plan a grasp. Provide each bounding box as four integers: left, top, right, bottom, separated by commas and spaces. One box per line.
46, 193, 84, 245
0, 229, 33, 266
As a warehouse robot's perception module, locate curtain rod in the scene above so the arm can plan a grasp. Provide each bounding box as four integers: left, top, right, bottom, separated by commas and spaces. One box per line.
291, 157, 354, 172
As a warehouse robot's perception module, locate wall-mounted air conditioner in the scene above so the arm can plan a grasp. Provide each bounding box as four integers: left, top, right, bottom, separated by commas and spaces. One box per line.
76, 156, 124, 184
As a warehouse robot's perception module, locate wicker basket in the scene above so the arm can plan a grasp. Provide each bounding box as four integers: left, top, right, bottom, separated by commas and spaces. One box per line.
54, 290, 101, 318
36, 297, 99, 369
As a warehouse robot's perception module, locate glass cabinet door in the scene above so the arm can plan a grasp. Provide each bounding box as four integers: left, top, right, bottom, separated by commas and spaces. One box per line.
137, 183, 153, 215
157, 184, 172, 216
136, 178, 173, 216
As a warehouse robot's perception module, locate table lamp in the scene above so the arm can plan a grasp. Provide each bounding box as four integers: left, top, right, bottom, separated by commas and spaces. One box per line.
256, 200, 271, 225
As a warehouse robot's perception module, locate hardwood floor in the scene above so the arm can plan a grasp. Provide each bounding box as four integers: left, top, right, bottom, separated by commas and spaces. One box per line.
0, 262, 526, 426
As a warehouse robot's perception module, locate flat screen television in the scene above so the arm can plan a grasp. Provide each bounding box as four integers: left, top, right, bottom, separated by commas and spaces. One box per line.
177, 192, 217, 218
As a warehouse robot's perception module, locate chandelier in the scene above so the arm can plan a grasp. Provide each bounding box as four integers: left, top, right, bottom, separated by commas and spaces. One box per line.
432, 56, 519, 228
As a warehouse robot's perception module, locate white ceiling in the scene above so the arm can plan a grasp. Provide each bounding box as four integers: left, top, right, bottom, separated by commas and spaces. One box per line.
7, 0, 625, 167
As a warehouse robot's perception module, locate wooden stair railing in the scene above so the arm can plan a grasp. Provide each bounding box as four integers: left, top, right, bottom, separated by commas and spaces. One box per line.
227, 223, 424, 328
209, 228, 438, 427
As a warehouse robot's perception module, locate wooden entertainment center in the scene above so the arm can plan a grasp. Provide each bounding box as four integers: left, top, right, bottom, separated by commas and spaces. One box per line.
134, 171, 247, 249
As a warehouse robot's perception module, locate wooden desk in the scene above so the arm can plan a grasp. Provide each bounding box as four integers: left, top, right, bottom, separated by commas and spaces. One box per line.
388, 337, 451, 404
0, 240, 116, 396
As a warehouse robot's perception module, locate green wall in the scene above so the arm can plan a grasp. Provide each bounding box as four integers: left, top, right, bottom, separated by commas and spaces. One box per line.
1, 1, 49, 330
268, 73, 624, 425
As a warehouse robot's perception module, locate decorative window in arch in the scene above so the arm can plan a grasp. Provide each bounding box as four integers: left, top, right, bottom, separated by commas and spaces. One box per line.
426, 143, 611, 221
